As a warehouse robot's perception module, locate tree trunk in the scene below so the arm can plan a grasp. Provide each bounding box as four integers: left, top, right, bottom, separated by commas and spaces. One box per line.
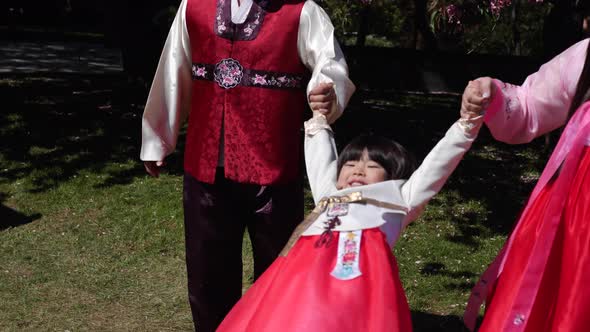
511, 0, 521, 56
542, 0, 582, 61
413, 0, 437, 50
356, 5, 370, 47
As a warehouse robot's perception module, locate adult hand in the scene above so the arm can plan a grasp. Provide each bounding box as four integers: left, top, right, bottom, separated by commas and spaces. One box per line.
461, 77, 496, 119
144, 160, 166, 178
309, 83, 337, 121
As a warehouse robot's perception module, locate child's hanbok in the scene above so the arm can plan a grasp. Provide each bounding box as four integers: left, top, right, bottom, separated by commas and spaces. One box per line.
218, 116, 482, 332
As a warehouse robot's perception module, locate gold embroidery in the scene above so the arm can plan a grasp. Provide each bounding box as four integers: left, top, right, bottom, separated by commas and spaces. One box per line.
279, 192, 408, 256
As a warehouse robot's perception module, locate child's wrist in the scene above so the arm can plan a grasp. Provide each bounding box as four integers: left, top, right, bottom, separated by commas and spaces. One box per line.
458, 115, 484, 133
304, 114, 332, 136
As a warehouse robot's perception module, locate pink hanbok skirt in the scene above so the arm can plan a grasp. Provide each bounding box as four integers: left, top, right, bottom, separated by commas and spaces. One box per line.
217, 228, 413, 332
480, 147, 590, 332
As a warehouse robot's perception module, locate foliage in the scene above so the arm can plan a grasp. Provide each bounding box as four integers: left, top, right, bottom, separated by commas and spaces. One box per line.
320, 0, 552, 55
428, 0, 551, 54
429, 0, 545, 33
466, 2, 550, 55
319, 0, 413, 47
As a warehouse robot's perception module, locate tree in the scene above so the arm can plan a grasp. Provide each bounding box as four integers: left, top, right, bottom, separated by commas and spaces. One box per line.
542, 0, 584, 61
320, 0, 411, 47
428, 0, 550, 54
414, 0, 438, 50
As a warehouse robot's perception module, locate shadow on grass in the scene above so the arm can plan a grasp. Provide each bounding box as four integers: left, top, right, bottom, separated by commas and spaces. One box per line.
0, 72, 186, 193
412, 311, 468, 332
0, 204, 41, 230
0, 192, 42, 230
420, 262, 477, 279
419, 262, 477, 292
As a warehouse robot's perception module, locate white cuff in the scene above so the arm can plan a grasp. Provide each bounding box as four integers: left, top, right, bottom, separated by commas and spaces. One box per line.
304, 114, 332, 136
458, 115, 484, 136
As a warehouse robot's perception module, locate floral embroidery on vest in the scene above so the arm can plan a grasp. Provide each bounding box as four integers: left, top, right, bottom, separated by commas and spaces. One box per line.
191, 61, 308, 90
214, 58, 244, 89
250, 73, 304, 89
215, 0, 267, 41
192, 65, 208, 78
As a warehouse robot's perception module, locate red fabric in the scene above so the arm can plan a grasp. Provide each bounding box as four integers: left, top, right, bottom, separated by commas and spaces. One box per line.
217, 228, 413, 332
480, 147, 590, 332
184, 0, 308, 185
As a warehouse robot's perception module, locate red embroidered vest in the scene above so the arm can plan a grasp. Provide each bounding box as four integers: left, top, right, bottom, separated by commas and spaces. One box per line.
184, 0, 309, 185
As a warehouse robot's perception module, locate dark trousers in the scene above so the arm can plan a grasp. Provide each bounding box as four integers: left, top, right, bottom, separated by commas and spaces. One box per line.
183, 170, 303, 332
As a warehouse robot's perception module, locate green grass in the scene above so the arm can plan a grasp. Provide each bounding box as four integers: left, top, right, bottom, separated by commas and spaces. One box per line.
0, 74, 550, 331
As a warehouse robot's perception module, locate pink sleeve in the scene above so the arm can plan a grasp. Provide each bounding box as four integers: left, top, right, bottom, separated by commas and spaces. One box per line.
484, 38, 589, 144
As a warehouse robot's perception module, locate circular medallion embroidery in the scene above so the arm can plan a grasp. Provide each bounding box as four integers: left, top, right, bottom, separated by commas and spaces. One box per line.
214, 58, 243, 89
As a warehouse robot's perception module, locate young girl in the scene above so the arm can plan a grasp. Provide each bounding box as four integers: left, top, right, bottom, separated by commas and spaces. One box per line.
216, 108, 484, 332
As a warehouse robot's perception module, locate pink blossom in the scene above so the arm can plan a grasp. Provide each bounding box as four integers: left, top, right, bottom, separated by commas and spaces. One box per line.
433, 0, 544, 36
445, 4, 461, 24
490, 0, 512, 16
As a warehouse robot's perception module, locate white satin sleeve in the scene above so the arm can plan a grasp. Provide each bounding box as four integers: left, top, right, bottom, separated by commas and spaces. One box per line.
298, 1, 356, 124
304, 116, 339, 204
400, 117, 483, 227
140, 0, 192, 161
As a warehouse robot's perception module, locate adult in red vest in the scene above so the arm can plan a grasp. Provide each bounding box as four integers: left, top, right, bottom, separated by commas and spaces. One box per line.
140, 0, 355, 330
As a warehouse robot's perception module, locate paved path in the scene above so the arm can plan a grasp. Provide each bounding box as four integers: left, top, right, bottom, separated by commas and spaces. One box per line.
0, 41, 123, 75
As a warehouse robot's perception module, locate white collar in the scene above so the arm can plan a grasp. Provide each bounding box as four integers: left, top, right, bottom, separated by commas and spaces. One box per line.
231, 0, 253, 24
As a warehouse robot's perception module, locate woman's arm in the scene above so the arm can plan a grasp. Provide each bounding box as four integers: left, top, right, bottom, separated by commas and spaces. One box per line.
483, 39, 589, 144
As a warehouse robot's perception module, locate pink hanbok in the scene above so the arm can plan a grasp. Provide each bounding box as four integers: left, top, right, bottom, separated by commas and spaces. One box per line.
464, 38, 590, 332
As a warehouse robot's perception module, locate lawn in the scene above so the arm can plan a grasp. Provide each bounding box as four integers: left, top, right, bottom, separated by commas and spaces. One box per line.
0, 74, 550, 331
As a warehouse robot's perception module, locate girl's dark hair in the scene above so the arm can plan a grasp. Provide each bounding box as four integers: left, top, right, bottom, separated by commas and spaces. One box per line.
337, 135, 417, 181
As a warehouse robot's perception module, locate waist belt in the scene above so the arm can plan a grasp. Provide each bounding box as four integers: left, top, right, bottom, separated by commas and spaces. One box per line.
279, 192, 409, 256
192, 58, 307, 90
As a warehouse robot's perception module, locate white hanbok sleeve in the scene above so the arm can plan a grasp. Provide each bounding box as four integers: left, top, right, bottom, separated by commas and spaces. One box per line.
140, 0, 192, 161
304, 115, 338, 204
400, 117, 483, 227
298, 1, 356, 124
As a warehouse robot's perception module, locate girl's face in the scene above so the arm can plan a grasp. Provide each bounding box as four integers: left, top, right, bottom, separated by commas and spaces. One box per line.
336, 149, 387, 189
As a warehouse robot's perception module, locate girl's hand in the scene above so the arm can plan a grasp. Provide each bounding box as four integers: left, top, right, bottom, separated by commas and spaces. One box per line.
309, 83, 337, 122
461, 77, 495, 119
